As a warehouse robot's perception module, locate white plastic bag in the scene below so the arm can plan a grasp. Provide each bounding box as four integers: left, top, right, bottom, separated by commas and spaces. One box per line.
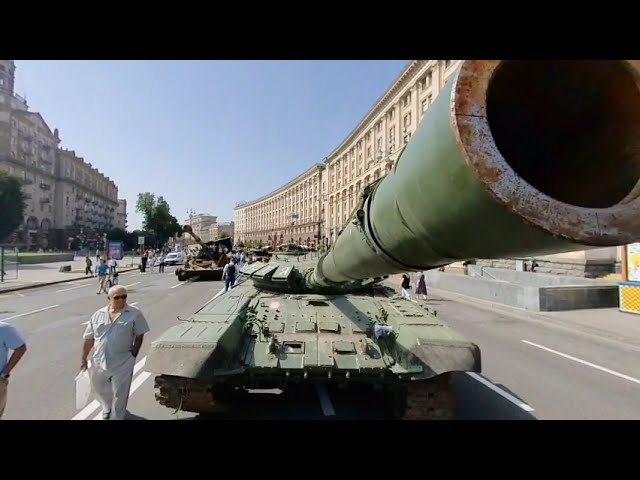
75, 369, 92, 410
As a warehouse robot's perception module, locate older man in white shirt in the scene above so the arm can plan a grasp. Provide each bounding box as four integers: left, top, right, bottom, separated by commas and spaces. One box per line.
81, 285, 150, 420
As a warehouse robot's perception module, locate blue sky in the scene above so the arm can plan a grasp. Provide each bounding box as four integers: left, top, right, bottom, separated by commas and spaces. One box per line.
15, 60, 409, 230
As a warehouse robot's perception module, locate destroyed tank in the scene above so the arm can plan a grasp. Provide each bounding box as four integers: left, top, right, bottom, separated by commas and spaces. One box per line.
145, 60, 640, 419
174, 225, 233, 282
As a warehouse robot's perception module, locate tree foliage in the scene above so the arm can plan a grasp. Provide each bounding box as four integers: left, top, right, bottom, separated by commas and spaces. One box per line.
0, 171, 26, 242
135, 192, 181, 246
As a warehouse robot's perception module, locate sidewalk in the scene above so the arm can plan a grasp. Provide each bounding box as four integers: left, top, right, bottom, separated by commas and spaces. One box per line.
384, 273, 640, 346
0, 256, 140, 293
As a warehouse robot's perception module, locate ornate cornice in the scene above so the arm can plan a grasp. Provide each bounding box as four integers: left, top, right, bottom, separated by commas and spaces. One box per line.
324, 60, 428, 164
235, 163, 325, 210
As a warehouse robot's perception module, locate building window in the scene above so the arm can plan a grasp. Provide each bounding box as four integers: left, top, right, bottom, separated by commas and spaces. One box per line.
404, 112, 412, 129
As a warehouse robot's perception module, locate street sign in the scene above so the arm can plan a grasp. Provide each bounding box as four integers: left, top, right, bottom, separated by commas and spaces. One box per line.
138, 236, 145, 245
108, 241, 125, 260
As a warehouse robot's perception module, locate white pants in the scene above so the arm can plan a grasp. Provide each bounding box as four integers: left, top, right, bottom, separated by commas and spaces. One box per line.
401, 288, 410, 298
90, 355, 136, 420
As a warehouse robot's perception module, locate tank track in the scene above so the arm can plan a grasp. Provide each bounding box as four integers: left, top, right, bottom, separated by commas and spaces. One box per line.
401, 373, 457, 420
155, 373, 456, 419
154, 375, 230, 414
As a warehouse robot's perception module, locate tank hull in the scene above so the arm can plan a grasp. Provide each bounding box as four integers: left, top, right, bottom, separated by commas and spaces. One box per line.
175, 267, 224, 282
145, 276, 476, 418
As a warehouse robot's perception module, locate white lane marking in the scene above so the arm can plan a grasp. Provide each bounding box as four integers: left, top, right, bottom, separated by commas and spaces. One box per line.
0, 304, 60, 322
81, 303, 138, 325
122, 282, 141, 288
131, 272, 144, 277
90, 371, 153, 420
315, 384, 336, 416
466, 372, 535, 412
72, 356, 148, 420
170, 282, 184, 289
522, 340, 640, 386
56, 284, 89, 293
0, 292, 25, 299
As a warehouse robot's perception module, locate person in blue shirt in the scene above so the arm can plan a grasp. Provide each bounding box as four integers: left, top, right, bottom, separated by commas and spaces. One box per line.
0, 321, 27, 419
96, 259, 109, 294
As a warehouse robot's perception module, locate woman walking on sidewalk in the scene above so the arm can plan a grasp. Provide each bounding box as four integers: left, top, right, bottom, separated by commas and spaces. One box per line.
415, 271, 427, 300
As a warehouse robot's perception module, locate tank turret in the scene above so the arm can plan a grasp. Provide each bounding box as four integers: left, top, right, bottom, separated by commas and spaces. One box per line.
146, 60, 640, 419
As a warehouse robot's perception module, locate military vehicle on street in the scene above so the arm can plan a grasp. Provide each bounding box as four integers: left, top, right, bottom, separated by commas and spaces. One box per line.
146, 60, 640, 419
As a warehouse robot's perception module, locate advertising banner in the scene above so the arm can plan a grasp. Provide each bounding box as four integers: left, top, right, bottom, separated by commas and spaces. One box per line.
108, 240, 125, 260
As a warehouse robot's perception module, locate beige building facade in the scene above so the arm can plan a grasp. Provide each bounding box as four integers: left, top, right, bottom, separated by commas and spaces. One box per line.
235, 60, 459, 247
54, 148, 118, 231
116, 199, 127, 230
181, 213, 235, 246
0, 60, 123, 249
210, 221, 234, 241
184, 213, 216, 244
235, 163, 324, 246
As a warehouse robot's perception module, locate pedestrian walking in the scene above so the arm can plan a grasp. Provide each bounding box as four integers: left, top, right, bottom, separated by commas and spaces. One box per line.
96, 258, 109, 294
80, 285, 150, 420
415, 271, 427, 300
222, 259, 237, 292
85, 256, 93, 276
0, 321, 27, 419
400, 273, 411, 299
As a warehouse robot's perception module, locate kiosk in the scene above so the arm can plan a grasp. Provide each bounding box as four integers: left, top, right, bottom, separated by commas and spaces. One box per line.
618, 243, 640, 315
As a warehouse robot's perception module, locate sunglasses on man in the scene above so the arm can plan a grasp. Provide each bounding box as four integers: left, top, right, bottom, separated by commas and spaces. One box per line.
111, 295, 127, 300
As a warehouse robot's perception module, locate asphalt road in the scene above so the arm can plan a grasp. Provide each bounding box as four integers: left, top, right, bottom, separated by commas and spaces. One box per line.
1, 269, 638, 420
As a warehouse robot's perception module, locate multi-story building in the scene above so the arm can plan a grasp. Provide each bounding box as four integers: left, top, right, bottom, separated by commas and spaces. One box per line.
234, 60, 618, 275
54, 148, 118, 232
116, 199, 127, 230
235, 163, 324, 246
0, 60, 120, 249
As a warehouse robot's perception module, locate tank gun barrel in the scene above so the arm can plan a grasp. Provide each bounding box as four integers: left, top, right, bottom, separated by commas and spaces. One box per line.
310, 60, 640, 288
180, 225, 216, 257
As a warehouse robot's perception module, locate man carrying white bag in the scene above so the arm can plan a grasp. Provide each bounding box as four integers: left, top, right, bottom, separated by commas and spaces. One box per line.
78, 285, 150, 419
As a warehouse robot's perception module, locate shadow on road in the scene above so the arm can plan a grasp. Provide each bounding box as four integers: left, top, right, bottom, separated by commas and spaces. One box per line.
453, 373, 537, 420
148, 373, 538, 420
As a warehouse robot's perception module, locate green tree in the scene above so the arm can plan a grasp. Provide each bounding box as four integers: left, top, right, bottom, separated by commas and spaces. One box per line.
0, 171, 26, 242
135, 192, 181, 246
135, 192, 156, 230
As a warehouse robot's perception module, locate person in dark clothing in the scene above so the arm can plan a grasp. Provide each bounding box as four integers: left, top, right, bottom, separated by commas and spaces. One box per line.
400, 273, 410, 299
223, 260, 237, 292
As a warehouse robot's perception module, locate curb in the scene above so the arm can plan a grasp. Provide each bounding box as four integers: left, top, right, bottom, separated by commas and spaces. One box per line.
0, 266, 140, 294
382, 279, 640, 350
